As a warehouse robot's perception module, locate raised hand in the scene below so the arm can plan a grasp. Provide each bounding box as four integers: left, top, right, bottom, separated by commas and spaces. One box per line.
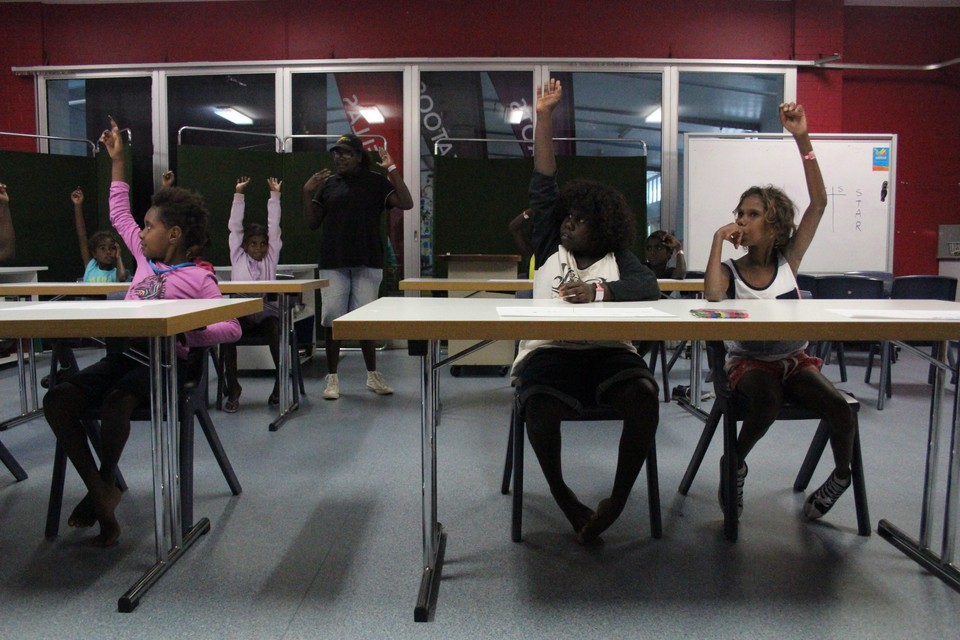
376, 147, 395, 170
71, 188, 84, 206
267, 177, 282, 192
161, 170, 176, 188
779, 102, 809, 138
235, 176, 251, 193
304, 169, 332, 192
0, 183, 8, 205
536, 78, 563, 115
100, 116, 123, 159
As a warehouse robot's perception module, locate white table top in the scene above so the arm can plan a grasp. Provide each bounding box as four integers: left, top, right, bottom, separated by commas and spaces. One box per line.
334, 296, 960, 343
0, 298, 262, 339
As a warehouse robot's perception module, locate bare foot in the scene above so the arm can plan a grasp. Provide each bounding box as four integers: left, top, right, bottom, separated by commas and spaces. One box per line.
90, 484, 123, 548
68, 493, 96, 528
554, 487, 595, 536
578, 497, 626, 545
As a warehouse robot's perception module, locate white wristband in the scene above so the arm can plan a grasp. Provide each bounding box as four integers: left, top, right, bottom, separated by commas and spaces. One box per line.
387, 164, 398, 173
594, 283, 605, 302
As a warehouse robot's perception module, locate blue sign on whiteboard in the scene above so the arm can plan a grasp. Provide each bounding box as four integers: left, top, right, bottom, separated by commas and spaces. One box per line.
873, 147, 890, 171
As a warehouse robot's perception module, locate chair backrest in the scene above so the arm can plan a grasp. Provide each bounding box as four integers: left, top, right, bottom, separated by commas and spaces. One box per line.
685, 270, 705, 280
844, 270, 893, 297
890, 275, 958, 301
515, 288, 533, 300
813, 275, 884, 300
796, 273, 817, 298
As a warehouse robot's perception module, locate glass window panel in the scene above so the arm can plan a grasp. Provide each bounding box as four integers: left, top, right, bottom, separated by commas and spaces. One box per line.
291, 71, 406, 287
676, 72, 784, 241
563, 71, 662, 236
167, 73, 277, 172
419, 70, 533, 274
46, 76, 153, 217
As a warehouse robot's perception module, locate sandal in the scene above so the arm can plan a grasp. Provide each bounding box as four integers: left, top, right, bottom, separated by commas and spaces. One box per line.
223, 397, 240, 413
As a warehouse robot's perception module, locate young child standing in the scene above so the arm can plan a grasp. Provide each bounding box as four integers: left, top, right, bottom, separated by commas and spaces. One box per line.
42, 117, 241, 548
220, 176, 283, 412
512, 78, 661, 545
704, 102, 857, 523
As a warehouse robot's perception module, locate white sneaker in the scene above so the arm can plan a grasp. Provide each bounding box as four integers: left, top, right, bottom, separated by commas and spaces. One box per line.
366, 371, 393, 395
323, 374, 340, 400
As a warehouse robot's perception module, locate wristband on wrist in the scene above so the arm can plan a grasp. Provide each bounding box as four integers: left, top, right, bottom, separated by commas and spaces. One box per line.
387, 164, 398, 173
801, 150, 816, 161
594, 282, 605, 302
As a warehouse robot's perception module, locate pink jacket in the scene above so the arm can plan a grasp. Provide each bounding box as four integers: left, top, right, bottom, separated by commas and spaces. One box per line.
110, 181, 241, 356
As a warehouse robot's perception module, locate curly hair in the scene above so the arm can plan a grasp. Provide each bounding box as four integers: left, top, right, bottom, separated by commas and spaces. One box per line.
555, 179, 636, 255
736, 185, 797, 249
242, 222, 268, 246
88, 230, 117, 255
150, 187, 210, 260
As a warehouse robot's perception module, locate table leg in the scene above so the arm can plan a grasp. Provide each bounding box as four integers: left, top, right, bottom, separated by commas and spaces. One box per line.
119, 335, 208, 612
0, 337, 42, 431
412, 339, 445, 622
270, 293, 298, 432
877, 340, 960, 594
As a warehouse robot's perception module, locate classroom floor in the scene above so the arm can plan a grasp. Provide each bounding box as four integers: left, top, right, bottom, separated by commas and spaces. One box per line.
1, 341, 959, 639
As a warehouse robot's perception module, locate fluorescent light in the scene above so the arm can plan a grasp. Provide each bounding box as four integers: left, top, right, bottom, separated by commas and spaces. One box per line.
645, 107, 662, 124
359, 107, 385, 123
214, 106, 254, 126
506, 108, 526, 125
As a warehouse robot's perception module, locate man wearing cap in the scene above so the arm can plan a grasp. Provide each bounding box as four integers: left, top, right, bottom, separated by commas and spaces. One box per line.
302, 133, 414, 400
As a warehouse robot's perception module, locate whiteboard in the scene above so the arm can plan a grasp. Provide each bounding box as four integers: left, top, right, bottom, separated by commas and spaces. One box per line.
683, 134, 896, 273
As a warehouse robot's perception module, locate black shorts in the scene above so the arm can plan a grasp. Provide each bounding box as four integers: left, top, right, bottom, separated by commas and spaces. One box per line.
66, 349, 193, 408
516, 347, 656, 413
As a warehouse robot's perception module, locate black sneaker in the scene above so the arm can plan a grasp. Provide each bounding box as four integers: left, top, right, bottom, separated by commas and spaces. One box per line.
803, 471, 851, 520
718, 457, 747, 518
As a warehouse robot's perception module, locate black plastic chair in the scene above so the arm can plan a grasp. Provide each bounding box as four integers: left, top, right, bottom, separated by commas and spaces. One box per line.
501, 393, 661, 542
844, 270, 893, 298
1, 438, 27, 481
812, 275, 885, 382
796, 273, 818, 299
865, 275, 958, 410
678, 341, 870, 541
45, 347, 241, 539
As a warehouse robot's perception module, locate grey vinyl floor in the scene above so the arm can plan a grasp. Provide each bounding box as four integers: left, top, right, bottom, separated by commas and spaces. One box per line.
1, 341, 959, 639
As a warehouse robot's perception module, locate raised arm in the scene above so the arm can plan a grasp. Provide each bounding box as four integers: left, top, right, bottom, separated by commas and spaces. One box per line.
664, 232, 687, 279
101, 116, 126, 184
378, 148, 414, 210
72, 188, 92, 266
115, 241, 128, 281
0, 183, 15, 263
779, 103, 826, 273
267, 177, 283, 260
302, 169, 331, 230
534, 78, 562, 177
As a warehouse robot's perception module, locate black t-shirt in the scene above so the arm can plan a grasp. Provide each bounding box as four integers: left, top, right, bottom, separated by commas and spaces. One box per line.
312, 170, 395, 269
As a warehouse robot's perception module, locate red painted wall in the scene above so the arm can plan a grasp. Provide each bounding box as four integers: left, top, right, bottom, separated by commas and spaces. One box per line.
1, 0, 957, 275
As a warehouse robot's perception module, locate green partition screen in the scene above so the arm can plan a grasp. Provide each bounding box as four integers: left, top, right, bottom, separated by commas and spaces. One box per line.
0, 149, 107, 281
432, 155, 647, 277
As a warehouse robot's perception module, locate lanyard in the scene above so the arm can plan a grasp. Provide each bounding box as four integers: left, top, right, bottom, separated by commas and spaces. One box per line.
148, 259, 196, 275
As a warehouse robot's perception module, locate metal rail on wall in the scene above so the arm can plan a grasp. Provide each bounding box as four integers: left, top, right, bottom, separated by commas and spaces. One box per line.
283, 133, 388, 153
0, 131, 99, 156
177, 126, 283, 152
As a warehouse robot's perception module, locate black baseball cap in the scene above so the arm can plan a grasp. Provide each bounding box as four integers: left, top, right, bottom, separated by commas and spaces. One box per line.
330, 133, 363, 154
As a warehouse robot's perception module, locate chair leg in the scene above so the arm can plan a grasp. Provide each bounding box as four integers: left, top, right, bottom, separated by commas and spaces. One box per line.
865, 343, 877, 383
793, 419, 830, 492
215, 347, 226, 411
877, 341, 891, 410
179, 414, 195, 534
0, 438, 27, 482
851, 424, 871, 536
45, 441, 68, 538
195, 407, 242, 496
677, 401, 723, 495
511, 407, 525, 543
721, 412, 739, 542
645, 442, 662, 539
837, 342, 848, 383
501, 417, 514, 495
658, 342, 669, 402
